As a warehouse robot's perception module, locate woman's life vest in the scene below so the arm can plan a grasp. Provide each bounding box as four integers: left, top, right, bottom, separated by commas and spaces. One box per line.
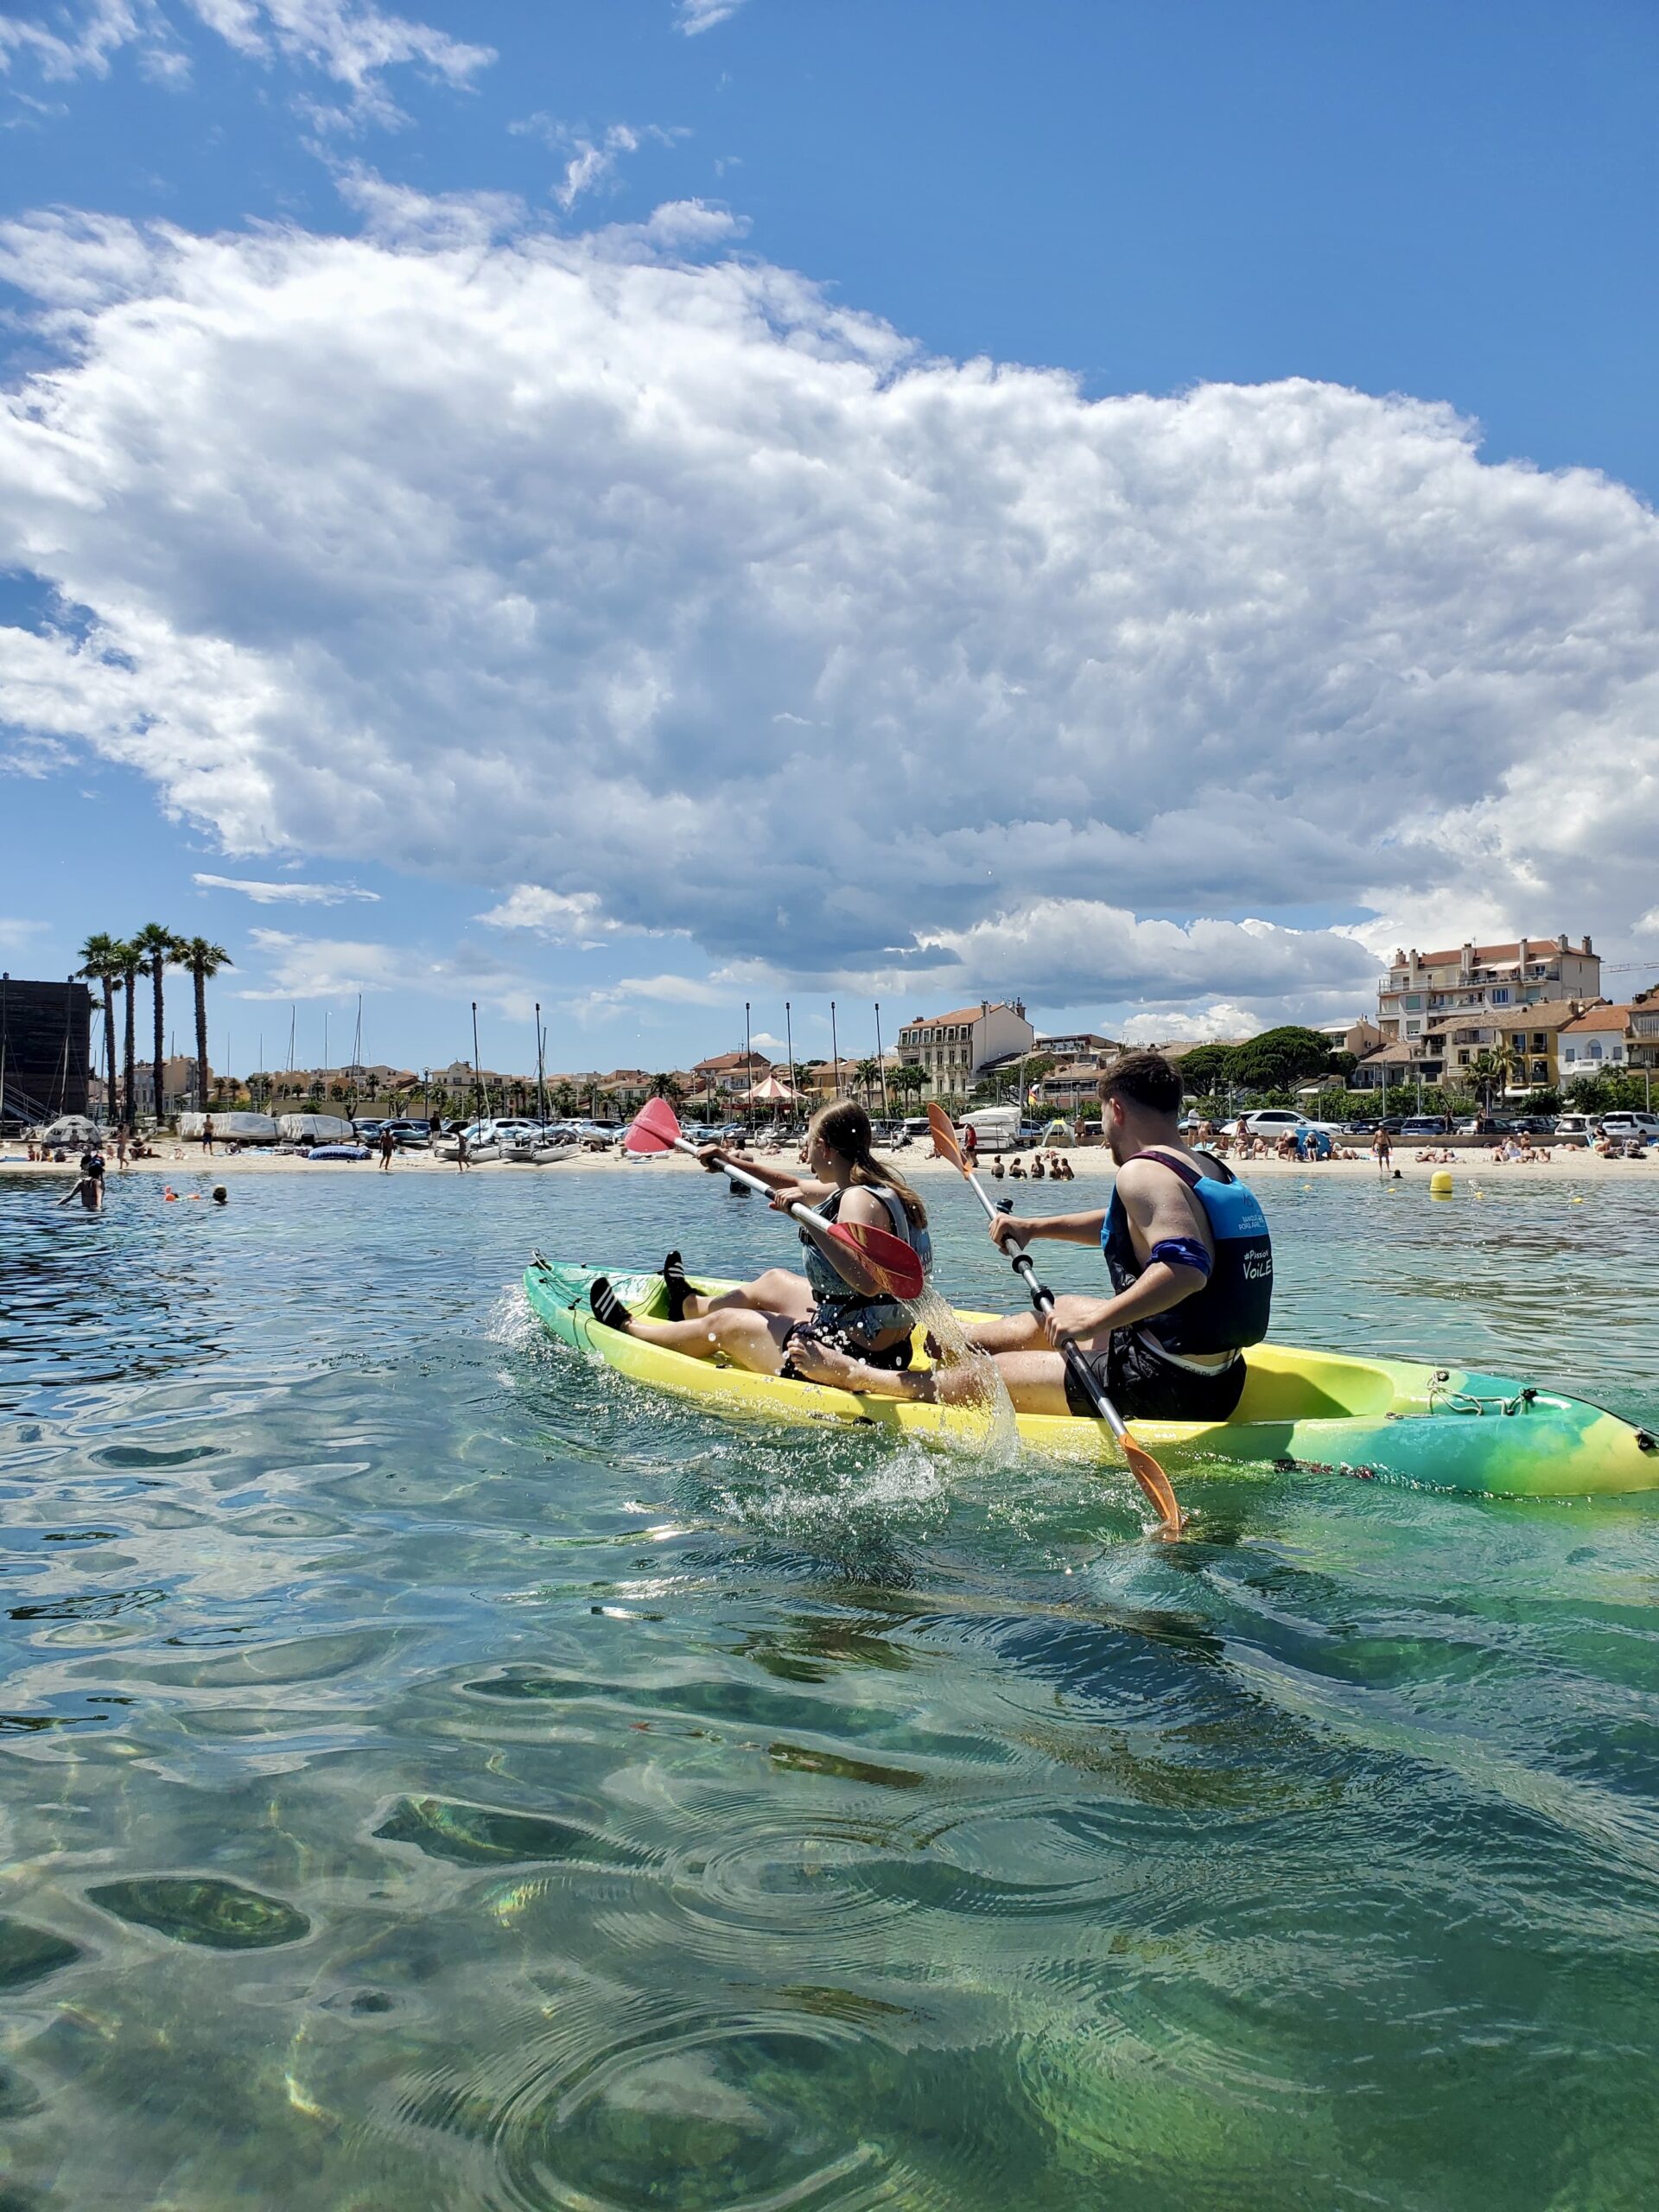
1102, 1147, 1272, 1357
801, 1184, 931, 1336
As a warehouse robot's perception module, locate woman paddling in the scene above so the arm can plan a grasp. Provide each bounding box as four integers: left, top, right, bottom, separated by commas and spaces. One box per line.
588, 1101, 931, 1383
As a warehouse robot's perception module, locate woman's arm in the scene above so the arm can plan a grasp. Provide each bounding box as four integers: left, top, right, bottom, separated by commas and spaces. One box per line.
697, 1145, 832, 1201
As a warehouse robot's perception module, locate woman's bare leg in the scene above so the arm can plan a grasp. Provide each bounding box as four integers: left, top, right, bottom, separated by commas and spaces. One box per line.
614, 1305, 795, 1374
681, 1268, 814, 1322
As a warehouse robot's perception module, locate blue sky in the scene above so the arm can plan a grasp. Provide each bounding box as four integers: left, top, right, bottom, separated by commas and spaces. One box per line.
3, 0, 1657, 1081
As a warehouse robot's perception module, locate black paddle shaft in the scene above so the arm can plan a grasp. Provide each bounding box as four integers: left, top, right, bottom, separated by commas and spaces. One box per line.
995, 1198, 1128, 1438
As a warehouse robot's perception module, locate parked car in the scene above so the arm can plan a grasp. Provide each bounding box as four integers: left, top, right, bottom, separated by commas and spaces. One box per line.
1599, 1112, 1659, 1141
1400, 1116, 1453, 1139
1553, 1114, 1597, 1144
353, 1119, 386, 1142
1241, 1109, 1344, 1139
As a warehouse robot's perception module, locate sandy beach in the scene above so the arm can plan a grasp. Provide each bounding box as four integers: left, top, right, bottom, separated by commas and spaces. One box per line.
3, 1142, 1649, 1185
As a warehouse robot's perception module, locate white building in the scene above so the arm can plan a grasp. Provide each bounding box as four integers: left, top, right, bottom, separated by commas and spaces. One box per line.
1379, 936, 1599, 1044
895, 1001, 1034, 1096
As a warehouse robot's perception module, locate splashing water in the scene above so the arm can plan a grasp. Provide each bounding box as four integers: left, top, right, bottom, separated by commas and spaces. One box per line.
908, 1286, 1021, 1468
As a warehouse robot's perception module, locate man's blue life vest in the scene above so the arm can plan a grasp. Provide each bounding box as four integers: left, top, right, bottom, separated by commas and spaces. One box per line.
1102, 1147, 1272, 1357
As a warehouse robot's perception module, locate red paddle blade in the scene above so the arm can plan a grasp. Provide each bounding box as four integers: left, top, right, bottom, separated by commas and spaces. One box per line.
626, 1096, 683, 1154
829, 1217, 925, 1302
926, 1102, 967, 1171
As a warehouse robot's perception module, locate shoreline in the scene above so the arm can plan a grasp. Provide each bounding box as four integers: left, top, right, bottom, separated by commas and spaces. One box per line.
2, 1145, 1648, 1185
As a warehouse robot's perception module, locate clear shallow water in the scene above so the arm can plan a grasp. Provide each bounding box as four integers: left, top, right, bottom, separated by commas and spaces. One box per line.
2, 1162, 1657, 2211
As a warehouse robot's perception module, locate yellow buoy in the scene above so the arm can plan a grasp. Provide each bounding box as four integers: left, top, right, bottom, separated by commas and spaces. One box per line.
1429, 1169, 1453, 1198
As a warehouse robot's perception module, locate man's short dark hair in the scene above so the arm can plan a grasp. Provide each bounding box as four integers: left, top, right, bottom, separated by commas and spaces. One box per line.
1098, 1051, 1183, 1116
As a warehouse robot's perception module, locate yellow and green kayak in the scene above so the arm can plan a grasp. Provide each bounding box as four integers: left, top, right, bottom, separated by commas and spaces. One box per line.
524, 1257, 1659, 1497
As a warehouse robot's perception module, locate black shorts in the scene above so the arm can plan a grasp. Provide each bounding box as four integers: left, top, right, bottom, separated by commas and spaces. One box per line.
779, 1319, 913, 1382
1062, 1330, 1247, 1424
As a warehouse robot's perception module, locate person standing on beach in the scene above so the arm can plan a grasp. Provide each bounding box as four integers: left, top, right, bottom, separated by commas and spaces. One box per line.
456, 1128, 470, 1173
1372, 1125, 1392, 1174
379, 1127, 396, 1173
201, 1113, 214, 1156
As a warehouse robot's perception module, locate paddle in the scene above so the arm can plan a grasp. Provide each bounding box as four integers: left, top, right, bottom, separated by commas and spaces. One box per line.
625, 1096, 925, 1303
926, 1104, 1185, 1535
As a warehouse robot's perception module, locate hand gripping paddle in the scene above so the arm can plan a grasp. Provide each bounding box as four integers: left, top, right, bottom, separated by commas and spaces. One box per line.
626, 1096, 925, 1303
926, 1104, 1185, 1536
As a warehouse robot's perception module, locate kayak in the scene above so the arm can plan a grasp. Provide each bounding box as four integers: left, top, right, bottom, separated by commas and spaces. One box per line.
523, 1257, 1659, 1498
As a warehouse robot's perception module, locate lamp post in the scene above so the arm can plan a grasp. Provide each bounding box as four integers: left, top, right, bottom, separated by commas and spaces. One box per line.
830, 1000, 839, 1098
744, 1001, 753, 1139
874, 1001, 889, 1123
785, 998, 794, 1122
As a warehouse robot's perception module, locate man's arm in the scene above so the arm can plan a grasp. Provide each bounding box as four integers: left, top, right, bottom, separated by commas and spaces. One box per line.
1035, 1163, 1212, 1348
988, 1207, 1106, 1251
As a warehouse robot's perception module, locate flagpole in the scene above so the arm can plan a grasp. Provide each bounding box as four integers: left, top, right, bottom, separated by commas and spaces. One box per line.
785, 999, 794, 1116
874, 1001, 889, 1123
830, 1000, 839, 1098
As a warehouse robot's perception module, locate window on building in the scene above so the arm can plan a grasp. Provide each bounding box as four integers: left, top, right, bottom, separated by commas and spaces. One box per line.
1404, 995, 1422, 1011
1531, 1034, 1545, 1052
1590, 1043, 1603, 1060
1491, 988, 1510, 1005
1406, 1020, 1421, 1038
1564, 1046, 1576, 1063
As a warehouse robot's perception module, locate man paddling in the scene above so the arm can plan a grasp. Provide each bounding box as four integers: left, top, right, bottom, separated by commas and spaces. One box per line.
791, 1051, 1272, 1421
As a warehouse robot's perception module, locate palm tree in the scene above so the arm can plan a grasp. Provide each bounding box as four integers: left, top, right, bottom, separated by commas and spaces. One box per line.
113, 937, 141, 1129
76, 932, 124, 1128
649, 1072, 683, 1104
855, 1057, 880, 1109
179, 938, 232, 1112
131, 923, 181, 1126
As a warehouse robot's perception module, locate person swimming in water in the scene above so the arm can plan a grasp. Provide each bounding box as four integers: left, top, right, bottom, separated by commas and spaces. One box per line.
56, 1169, 103, 1211
588, 1100, 931, 1386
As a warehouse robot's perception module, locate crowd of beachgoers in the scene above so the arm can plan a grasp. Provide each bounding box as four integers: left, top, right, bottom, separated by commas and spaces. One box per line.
5, 1121, 1655, 1188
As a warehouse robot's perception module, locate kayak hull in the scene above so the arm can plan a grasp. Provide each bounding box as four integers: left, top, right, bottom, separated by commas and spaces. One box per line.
522, 1259, 1659, 1498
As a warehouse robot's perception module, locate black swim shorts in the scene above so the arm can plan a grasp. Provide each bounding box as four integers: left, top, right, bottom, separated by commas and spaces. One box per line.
1062, 1330, 1246, 1424
779, 1318, 913, 1383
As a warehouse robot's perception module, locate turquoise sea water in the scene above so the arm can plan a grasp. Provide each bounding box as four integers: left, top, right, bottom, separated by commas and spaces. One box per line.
2, 1162, 1657, 2211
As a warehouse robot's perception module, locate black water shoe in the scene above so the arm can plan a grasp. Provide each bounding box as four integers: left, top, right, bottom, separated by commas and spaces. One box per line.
662, 1251, 691, 1322
589, 1277, 633, 1332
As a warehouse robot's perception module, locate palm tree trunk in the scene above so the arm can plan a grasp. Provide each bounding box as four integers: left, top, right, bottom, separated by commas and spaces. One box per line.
123, 966, 137, 1129
151, 965, 166, 1128
193, 963, 209, 1113
100, 980, 118, 1128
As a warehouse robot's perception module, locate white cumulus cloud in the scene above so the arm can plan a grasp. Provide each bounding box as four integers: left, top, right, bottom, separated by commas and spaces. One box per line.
2, 191, 1657, 1023
675, 0, 747, 34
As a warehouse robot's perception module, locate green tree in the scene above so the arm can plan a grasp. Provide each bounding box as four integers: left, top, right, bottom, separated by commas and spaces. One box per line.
76, 932, 124, 1128
649, 1072, 684, 1103
1174, 1043, 1236, 1096
855, 1057, 880, 1108
1226, 1026, 1334, 1093
178, 938, 232, 1113
131, 923, 182, 1126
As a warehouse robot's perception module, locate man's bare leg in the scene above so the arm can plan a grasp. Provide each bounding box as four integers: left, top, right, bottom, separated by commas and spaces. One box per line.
785, 1338, 1075, 1415
960, 1312, 1046, 1355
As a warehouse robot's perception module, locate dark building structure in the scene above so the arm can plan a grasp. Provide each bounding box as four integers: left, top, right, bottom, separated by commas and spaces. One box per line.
0, 976, 92, 1125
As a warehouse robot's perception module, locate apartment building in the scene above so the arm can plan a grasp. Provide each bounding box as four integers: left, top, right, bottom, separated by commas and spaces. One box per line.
690, 1049, 772, 1100
1560, 1003, 1649, 1078
895, 1001, 1034, 1094
1378, 935, 1599, 1042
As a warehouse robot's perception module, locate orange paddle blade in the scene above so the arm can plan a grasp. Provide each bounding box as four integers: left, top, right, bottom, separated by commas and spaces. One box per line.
626, 1096, 683, 1154
1122, 1438, 1186, 1538
926, 1102, 967, 1170
830, 1217, 926, 1302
